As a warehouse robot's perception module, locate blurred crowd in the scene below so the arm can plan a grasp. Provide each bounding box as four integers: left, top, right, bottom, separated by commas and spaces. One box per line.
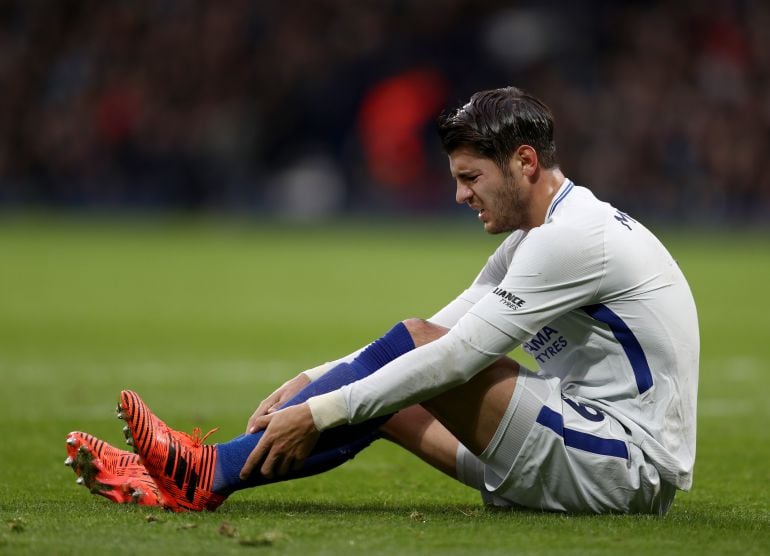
0, 0, 768, 224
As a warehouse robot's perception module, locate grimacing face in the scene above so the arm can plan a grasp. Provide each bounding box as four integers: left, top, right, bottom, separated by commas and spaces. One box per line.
448, 147, 530, 234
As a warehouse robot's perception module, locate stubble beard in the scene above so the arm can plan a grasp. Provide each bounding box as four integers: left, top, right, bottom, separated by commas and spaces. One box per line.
485, 174, 528, 234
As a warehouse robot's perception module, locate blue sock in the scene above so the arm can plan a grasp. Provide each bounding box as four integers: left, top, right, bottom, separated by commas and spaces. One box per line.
213, 322, 415, 493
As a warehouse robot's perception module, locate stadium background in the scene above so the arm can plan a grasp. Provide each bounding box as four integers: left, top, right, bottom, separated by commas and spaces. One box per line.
1, 2, 769, 554
1, 0, 768, 223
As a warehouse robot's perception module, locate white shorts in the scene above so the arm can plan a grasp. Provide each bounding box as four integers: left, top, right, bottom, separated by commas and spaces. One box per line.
456, 367, 676, 514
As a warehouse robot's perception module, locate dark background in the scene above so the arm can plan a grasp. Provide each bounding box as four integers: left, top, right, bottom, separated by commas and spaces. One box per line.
1, 0, 767, 225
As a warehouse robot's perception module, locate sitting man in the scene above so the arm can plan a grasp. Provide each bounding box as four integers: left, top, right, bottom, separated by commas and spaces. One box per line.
65, 86, 699, 514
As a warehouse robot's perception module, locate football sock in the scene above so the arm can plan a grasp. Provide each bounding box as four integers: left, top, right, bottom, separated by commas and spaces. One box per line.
349, 321, 417, 376
213, 322, 416, 493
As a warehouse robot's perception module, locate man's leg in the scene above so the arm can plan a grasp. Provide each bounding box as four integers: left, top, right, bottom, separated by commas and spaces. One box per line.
380, 405, 459, 479
95, 317, 516, 511
118, 321, 418, 511
381, 318, 520, 501
214, 321, 416, 491
396, 318, 520, 456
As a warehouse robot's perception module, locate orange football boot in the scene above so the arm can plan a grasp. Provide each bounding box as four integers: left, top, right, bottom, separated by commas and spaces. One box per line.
65, 431, 162, 506
118, 390, 226, 512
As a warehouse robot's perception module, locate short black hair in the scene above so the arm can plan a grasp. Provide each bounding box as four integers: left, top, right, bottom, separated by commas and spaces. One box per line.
437, 87, 558, 170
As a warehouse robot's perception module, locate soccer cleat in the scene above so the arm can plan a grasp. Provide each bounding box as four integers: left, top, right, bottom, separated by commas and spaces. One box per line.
118, 390, 226, 512
64, 431, 162, 506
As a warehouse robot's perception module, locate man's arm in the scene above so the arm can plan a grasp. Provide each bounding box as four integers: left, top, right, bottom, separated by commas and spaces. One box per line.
307, 313, 521, 430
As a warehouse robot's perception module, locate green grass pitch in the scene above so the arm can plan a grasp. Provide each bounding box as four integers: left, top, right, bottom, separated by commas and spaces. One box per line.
0, 216, 768, 555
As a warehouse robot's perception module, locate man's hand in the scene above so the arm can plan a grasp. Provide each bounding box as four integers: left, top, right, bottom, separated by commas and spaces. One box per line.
245, 374, 311, 434
240, 403, 320, 480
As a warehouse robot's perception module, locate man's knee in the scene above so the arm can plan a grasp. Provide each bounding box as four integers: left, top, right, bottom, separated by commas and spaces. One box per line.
420, 360, 520, 455
401, 318, 449, 347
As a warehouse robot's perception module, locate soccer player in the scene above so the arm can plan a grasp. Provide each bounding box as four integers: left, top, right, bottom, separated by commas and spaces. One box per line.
66, 87, 699, 514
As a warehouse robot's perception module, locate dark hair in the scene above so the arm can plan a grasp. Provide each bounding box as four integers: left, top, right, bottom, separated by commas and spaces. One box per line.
437, 87, 558, 170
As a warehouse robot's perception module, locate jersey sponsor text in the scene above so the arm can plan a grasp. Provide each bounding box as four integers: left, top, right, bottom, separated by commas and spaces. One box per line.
523, 326, 568, 364
492, 287, 526, 310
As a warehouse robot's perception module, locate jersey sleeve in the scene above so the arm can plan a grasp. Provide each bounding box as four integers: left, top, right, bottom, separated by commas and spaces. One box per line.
308, 312, 518, 429
469, 223, 605, 339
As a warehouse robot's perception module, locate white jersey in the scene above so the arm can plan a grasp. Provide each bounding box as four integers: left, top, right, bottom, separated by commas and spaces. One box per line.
308, 179, 699, 490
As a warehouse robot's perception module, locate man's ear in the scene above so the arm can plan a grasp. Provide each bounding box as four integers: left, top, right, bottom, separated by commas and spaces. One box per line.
515, 145, 539, 177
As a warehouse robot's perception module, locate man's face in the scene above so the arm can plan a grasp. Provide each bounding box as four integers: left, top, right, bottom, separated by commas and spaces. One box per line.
448, 147, 529, 234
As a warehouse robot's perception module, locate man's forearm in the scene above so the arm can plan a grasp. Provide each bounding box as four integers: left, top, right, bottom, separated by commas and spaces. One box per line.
306, 313, 517, 431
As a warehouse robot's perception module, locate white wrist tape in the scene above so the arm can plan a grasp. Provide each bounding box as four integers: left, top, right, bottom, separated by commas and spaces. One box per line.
306, 391, 348, 431
301, 361, 334, 381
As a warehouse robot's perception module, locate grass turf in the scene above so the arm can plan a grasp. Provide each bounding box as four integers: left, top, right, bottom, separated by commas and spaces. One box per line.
0, 216, 768, 555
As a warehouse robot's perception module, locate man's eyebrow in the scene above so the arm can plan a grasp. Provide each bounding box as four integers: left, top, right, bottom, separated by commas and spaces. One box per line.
454, 170, 479, 179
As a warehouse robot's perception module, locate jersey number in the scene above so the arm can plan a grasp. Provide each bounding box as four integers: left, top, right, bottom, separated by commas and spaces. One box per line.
563, 396, 605, 422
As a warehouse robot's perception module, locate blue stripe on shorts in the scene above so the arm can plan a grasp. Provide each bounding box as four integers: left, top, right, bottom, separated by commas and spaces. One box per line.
536, 405, 629, 459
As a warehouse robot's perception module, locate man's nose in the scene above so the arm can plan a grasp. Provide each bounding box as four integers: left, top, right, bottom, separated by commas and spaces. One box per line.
456, 183, 472, 204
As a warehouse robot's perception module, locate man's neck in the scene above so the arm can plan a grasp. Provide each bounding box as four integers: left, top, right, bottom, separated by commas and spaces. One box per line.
526, 168, 566, 230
